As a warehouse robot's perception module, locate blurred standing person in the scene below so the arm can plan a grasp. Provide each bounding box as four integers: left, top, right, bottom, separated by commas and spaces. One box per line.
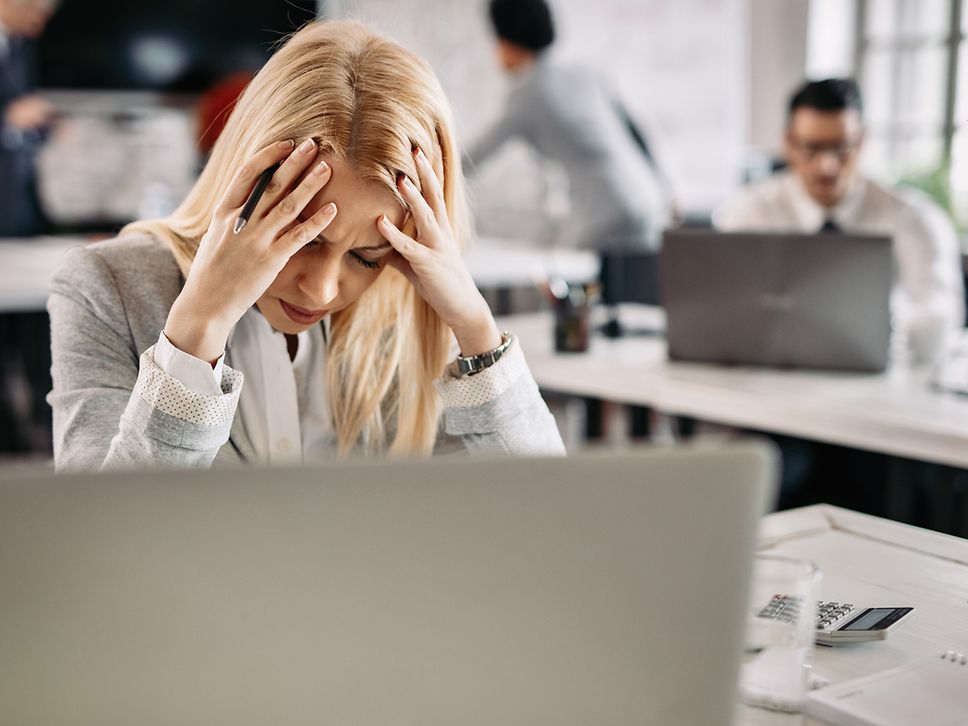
0, 0, 56, 237
465, 0, 678, 250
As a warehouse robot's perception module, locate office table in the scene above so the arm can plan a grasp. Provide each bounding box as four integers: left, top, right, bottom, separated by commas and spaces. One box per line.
742, 504, 968, 724
0, 237, 83, 313
498, 306, 968, 469
0, 235, 597, 314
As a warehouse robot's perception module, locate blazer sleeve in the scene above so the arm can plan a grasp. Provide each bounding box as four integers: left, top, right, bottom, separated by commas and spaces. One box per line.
47, 245, 243, 471
433, 335, 565, 456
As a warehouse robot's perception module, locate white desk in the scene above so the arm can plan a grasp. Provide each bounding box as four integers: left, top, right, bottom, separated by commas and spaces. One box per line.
0, 235, 598, 314
744, 505, 968, 724
499, 306, 968, 469
0, 237, 84, 313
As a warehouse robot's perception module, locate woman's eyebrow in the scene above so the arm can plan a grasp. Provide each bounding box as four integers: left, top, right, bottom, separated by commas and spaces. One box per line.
355, 240, 392, 252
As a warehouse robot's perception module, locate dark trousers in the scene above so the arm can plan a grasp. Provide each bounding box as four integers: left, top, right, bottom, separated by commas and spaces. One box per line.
0, 311, 53, 454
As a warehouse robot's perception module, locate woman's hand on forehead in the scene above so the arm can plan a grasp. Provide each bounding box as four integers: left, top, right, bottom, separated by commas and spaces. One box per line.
378, 147, 502, 358
163, 138, 339, 364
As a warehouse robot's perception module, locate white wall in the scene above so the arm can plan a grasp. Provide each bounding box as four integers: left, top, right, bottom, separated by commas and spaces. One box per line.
747, 0, 809, 156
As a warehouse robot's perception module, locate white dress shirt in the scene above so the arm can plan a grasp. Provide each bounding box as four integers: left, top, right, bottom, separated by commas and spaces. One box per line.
154, 307, 336, 465
713, 171, 965, 361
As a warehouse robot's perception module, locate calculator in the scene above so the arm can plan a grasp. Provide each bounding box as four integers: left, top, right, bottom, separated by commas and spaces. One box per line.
759, 595, 916, 646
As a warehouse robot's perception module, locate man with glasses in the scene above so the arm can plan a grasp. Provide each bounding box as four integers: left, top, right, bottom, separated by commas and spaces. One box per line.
714, 78, 964, 364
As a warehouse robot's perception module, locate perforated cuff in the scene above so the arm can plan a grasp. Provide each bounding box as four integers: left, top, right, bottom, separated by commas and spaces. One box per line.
435, 334, 526, 409
135, 344, 244, 426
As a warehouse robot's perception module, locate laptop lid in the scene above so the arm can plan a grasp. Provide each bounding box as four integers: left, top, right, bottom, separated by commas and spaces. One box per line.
660, 230, 893, 372
0, 445, 775, 726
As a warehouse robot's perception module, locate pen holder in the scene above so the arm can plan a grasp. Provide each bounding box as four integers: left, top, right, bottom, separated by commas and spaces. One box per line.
549, 278, 592, 353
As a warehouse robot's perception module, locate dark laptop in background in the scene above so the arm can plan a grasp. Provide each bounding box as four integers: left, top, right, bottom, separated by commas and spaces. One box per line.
660, 230, 893, 372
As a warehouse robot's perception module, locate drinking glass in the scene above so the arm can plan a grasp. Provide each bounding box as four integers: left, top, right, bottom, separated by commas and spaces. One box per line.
739, 554, 820, 720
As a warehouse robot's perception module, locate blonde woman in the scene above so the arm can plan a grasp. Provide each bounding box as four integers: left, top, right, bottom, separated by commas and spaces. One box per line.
48, 20, 564, 470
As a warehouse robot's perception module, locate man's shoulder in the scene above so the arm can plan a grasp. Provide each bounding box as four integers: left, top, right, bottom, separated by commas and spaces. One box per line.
529, 60, 599, 97
859, 177, 955, 229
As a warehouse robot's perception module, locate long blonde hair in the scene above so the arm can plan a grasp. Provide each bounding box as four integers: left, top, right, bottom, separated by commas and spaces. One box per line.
124, 20, 471, 456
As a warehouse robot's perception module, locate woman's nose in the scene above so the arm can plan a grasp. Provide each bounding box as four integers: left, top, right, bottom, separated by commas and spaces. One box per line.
299, 255, 340, 307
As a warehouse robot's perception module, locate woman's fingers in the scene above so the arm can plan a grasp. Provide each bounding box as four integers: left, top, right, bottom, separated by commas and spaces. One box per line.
216, 139, 295, 213
413, 146, 447, 223
379, 215, 428, 263
255, 138, 322, 217
267, 155, 332, 231
278, 202, 339, 257
397, 173, 439, 244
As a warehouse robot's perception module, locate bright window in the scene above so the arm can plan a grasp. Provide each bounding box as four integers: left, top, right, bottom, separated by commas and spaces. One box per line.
856, 0, 967, 229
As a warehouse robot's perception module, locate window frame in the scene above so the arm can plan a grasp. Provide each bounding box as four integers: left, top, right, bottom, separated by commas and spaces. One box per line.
853, 0, 965, 169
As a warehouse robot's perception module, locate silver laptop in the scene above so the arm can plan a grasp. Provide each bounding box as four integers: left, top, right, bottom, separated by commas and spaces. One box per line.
661, 230, 893, 372
0, 445, 775, 726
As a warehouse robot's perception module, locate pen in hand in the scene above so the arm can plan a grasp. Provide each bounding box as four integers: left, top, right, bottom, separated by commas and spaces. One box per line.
233, 162, 281, 234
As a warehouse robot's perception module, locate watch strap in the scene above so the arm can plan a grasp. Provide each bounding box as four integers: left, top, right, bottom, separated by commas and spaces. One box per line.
456, 331, 513, 376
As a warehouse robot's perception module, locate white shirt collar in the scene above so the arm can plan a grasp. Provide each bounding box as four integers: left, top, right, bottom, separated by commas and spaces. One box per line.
784, 172, 867, 231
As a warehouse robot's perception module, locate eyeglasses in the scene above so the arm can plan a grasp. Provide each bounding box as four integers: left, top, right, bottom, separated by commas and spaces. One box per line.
789, 138, 860, 161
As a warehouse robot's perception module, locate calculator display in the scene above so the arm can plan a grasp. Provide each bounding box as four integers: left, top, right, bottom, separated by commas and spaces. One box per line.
841, 607, 908, 631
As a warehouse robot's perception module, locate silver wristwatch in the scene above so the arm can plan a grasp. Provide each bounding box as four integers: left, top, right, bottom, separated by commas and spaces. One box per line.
456, 331, 513, 376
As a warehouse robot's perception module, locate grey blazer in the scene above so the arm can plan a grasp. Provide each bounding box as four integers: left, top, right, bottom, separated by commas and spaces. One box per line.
47, 235, 565, 470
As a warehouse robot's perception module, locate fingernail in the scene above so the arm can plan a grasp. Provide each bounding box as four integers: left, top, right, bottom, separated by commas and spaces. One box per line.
312, 160, 329, 176
281, 139, 295, 150
299, 138, 316, 153
323, 202, 337, 214
378, 215, 389, 226
403, 177, 417, 190
416, 147, 427, 162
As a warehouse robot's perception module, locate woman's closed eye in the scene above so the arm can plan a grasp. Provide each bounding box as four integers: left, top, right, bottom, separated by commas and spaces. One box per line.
301, 229, 386, 270
349, 250, 382, 270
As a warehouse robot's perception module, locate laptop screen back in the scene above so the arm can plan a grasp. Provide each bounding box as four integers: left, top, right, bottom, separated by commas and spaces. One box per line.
0, 446, 775, 726
661, 230, 892, 372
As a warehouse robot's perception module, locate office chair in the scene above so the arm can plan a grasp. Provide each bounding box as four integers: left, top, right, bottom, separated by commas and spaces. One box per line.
598, 248, 662, 337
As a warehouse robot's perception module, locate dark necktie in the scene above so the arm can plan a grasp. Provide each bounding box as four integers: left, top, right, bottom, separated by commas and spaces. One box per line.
820, 218, 841, 233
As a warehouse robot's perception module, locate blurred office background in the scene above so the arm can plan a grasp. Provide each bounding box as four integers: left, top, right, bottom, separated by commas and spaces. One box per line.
2, 0, 968, 530
27, 0, 968, 239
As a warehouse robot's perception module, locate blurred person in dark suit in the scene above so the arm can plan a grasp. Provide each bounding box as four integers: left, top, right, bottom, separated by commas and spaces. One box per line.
0, 0, 57, 455
465, 0, 679, 250
0, 0, 56, 237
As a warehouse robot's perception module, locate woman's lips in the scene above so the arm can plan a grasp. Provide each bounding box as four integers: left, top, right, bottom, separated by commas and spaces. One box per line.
279, 299, 327, 325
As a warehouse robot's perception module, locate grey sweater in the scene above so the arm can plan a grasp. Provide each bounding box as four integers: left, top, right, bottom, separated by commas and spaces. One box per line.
465, 58, 668, 249
47, 235, 565, 470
